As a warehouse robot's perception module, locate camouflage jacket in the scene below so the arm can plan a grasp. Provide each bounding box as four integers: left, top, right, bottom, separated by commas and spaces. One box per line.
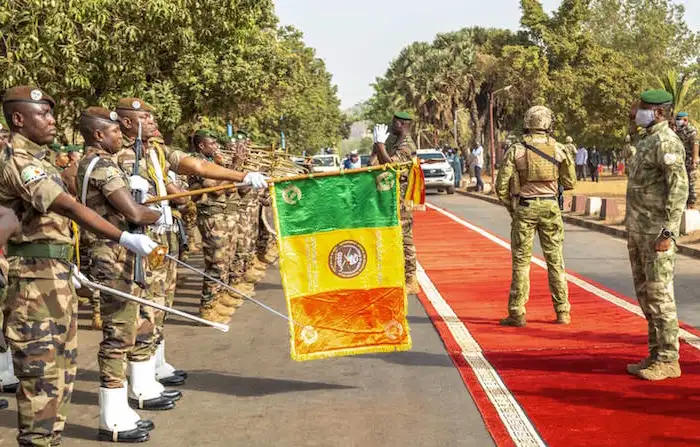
0, 133, 72, 278
188, 152, 228, 215
77, 146, 136, 280
371, 134, 416, 196
496, 133, 575, 209
625, 121, 688, 235
676, 124, 698, 163
117, 136, 188, 198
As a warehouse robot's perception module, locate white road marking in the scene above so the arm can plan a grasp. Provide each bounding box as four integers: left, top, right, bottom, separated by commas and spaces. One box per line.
416, 263, 546, 447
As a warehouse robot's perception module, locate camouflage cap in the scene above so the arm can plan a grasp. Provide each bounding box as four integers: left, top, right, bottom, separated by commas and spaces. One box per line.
81, 106, 120, 125
115, 97, 155, 113
394, 112, 413, 121
2, 86, 55, 108
523, 105, 554, 131
640, 89, 673, 105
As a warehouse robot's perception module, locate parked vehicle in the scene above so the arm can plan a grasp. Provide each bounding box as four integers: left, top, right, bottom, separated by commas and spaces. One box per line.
417, 149, 455, 194
311, 154, 341, 173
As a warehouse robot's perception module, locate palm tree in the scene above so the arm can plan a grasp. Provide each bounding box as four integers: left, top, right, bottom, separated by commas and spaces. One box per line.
658, 70, 700, 116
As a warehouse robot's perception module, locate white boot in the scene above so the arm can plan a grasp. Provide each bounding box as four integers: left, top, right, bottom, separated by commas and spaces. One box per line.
154, 342, 176, 380
0, 350, 19, 391
122, 380, 142, 424
99, 386, 145, 442
128, 358, 164, 408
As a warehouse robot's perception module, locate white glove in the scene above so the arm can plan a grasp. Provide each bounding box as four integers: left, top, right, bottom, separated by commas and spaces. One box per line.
373, 124, 389, 144
129, 176, 150, 203
70, 265, 90, 289
119, 232, 159, 257
243, 172, 268, 189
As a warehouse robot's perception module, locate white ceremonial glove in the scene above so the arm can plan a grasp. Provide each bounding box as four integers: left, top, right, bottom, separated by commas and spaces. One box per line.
243, 172, 268, 189
374, 124, 389, 144
70, 265, 90, 290
129, 176, 150, 203
119, 232, 159, 257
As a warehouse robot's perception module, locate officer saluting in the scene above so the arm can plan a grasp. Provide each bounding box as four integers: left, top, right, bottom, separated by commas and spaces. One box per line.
0, 86, 159, 446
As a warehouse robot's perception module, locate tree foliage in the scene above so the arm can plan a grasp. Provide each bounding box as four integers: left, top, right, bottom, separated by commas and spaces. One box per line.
0, 0, 346, 153
365, 0, 699, 151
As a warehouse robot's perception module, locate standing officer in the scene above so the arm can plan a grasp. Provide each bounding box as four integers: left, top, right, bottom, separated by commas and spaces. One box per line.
495, 106, 576, 327
371, 112, 419, 294
675, 112, 698, 209
622, 134, 637, 176
76, 107, 166, 442
626, 90, 688, 381
189, 129, 238, 322
0, 86, 158, 446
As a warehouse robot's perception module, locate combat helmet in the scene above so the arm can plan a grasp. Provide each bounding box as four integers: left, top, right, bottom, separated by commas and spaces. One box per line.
524, 106, 554, 131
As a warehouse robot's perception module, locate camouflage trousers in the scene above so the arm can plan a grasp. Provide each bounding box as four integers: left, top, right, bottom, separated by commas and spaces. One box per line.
90, 242, 147, 389
627, 231, 679, 362
401, 204, 416, 280
147, 231, 178, 347
181, 202, 199, 251
508, 199, 570, 316
229, 200, 258, 285
4, 277, 78, 446
197, 214, 230, 305
686, 162, 697, 206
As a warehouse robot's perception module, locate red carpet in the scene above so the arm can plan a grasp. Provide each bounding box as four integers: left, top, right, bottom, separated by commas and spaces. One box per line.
413, 205, 700, 447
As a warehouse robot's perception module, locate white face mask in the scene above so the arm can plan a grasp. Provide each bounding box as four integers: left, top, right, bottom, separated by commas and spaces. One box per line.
635, 109, 656, 128
676, 120, 686, 128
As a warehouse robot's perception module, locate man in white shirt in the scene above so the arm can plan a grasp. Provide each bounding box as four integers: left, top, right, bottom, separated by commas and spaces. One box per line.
471, 144, 485, 191
575, 146, 588, 181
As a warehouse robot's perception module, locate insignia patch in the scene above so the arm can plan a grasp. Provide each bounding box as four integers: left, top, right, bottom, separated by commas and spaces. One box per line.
109, 111, 119, 121
132, 100, 141, 110
30, 89, 43, 101
21, 165, 47, 185
664, 153, 678, 165
328, 240, 367, 279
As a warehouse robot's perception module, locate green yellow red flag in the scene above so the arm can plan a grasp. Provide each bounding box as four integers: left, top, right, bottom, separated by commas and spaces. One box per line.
271, 166, 412, 361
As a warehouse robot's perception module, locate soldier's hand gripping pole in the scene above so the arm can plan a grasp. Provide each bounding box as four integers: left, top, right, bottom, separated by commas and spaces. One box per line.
131, 121, 147, 289
72, 269, 229, 333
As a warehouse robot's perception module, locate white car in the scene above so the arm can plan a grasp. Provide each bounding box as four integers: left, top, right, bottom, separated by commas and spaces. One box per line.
417, 149, 455, 194
311, 154, 340, 173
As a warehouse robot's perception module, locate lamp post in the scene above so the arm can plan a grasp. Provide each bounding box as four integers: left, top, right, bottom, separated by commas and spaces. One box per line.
489, 85, 513, 193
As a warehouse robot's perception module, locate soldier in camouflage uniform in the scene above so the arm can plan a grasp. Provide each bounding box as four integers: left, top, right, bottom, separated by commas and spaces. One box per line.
0, 205, 21, 412
116, 99, 266, 388
563, 136, 577, 159
495, 105, 576, 327
76, 107, 167, 441
189, 130, 239, 322
0, 86, 159, 446
674, 111, 698, 209
371, 112, 419, 294
625, 90, 688, 381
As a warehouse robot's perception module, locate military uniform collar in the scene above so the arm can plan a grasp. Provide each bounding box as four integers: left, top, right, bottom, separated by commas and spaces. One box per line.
122, 135, 135, 149
10, 133, 49, 159
646, 120, 669, 136
85, 145, 113, 158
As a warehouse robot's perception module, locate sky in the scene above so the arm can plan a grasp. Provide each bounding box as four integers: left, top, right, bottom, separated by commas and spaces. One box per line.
275, 0, 700, 110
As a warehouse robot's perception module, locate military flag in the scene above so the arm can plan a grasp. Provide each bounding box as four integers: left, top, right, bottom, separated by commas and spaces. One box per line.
271, 166, 412, 361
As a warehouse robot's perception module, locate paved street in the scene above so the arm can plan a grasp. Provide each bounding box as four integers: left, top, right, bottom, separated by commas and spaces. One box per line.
2, 192, 699, 446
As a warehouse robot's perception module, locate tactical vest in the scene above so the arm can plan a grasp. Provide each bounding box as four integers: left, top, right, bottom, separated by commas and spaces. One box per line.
518, 135, 558, 185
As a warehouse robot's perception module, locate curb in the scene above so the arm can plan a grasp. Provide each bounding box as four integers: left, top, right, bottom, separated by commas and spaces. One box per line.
456, 189, 700, 260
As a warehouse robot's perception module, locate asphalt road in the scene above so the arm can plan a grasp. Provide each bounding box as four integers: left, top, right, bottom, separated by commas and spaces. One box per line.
0, 250, 494, 446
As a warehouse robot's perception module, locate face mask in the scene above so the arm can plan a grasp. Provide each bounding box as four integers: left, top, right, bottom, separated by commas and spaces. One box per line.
635, 109, 656, 128
676, 120, 686, 128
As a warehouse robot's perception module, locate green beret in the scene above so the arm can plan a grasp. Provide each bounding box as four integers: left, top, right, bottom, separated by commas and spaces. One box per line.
65, 145, 82, 153
194, 129, 217, 139
49, 143, 64, 152
115, 97, 155, 113
81, 106, 119, 125
2, 86, 55, 108
640, 89, 673, 105
677, 111, 689, 118
394, 112, 413, 121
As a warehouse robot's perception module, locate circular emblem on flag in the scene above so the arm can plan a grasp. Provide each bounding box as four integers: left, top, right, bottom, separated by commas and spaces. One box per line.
376, 172, 395, 191
301, 326, 318, 345
384, 320, 404, 340
282, 185, 302, 205
30, 89, 43, 101
329, 240, 367, 279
